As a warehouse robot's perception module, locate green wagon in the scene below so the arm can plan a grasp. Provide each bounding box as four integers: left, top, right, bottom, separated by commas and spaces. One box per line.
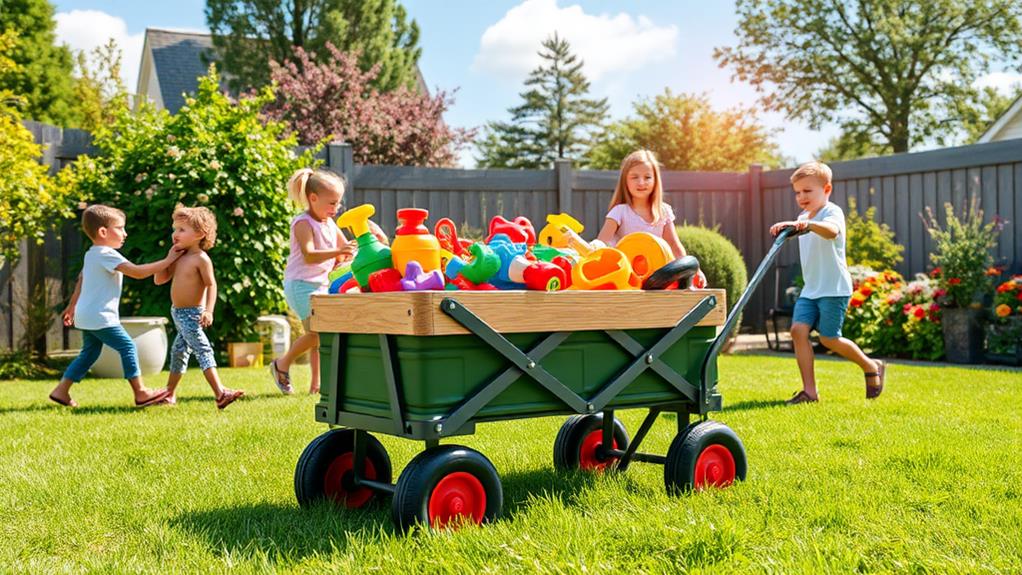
294, 230, 798, 531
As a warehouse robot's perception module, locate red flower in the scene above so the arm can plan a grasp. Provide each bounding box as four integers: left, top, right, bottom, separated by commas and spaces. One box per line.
998, 283, 1014, 293
850, 298, 863, 308
948, 278, 962, 286
1017, 291, 1022, 302
929, 303, 940, 311
930, 267, 942, 278
860, 286, 873, 297
913, 306, 926, 319
903, 303, 913, 313
934, 288, 947, 298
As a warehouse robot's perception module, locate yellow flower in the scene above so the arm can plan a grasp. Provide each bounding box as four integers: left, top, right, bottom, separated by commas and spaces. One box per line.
995, 304, 1012, 318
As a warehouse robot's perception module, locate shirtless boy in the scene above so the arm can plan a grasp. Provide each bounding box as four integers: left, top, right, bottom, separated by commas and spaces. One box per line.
155, 206, 243, 409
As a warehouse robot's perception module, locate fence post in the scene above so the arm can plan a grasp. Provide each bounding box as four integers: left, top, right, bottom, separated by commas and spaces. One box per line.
555, 158, 572, 215
327, 142, 355, 192
747, 164, 765, 332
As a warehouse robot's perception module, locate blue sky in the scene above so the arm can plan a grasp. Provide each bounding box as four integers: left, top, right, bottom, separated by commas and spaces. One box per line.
50, 0, 1020, 167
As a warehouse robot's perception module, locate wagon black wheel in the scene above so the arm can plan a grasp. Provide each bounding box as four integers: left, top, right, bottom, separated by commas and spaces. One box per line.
294, 429, 392, 509
553, 414, 630, 472
392, 445, 502, 532
664, 421, 746, 494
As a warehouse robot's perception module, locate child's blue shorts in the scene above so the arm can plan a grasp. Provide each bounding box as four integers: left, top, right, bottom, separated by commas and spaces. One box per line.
792, 296, 850, 338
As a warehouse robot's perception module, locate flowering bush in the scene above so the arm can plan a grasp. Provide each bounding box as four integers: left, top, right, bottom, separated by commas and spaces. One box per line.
264, 43, 473, 166
61, 67, 317, 353
923, 198, 1003, 308
987, 275, 1022, 355
844, 268, 944, 360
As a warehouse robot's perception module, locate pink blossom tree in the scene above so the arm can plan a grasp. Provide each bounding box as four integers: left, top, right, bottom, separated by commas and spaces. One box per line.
264, 43, 472, 167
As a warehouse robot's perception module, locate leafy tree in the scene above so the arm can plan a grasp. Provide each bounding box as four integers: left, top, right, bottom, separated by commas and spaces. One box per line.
962, 85, 1018, 143
205, 0, 421, 92
60, 67, 317, 352
264, 43, 470, 166
845, 197, 904, 270
815, 131, 890, 163
587, 90, 785, 171
0, 30, 79, 270
715, 0, 1022, 153
476, 33, 608, 169
0, 0, 78, 125
71, 38, 130, 136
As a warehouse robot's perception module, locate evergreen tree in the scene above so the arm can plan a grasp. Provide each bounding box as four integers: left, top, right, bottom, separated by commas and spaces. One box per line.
477, 33, 608, 169
205, 0, 421, 92
0, 0, 78, 125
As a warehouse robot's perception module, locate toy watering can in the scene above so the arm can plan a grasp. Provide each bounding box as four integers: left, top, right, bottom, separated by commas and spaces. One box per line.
571, 247, 641, 290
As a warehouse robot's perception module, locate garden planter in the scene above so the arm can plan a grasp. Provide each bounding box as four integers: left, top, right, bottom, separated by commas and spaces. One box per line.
942, 307, 985, 364
90, 317, 169, 378
986, 317, 1022, 366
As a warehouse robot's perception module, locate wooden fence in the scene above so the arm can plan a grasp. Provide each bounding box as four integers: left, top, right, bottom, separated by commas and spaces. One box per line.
3, 121, 1021, 353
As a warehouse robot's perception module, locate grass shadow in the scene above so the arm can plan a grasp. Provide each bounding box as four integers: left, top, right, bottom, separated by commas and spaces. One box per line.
722, 399, 787, 413
171, 501, 393, 561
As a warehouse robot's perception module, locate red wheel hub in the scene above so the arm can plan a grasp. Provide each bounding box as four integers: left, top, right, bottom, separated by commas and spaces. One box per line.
323, 452, 377, 508
578, 429, 619, 471
694, 444, 736, 489
428, 472, 486, 529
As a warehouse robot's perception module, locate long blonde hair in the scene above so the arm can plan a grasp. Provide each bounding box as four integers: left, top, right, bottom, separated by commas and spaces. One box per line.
609, 150, 666, 223
286, 168, 345, 208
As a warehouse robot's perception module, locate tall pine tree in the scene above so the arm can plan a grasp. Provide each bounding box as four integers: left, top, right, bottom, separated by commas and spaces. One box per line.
205, 0, 421, 92
0, 0, 78, 125
477, 34, 608, 169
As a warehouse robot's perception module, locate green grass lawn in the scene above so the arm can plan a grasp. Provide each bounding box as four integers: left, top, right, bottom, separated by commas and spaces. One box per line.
1, 354, 1020, 574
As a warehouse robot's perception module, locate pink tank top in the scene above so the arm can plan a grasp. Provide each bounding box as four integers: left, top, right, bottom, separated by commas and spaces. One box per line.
285, 212, 342, 284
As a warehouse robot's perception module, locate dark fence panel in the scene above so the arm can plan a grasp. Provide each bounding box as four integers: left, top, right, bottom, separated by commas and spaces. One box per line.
5, 123, 1021, 353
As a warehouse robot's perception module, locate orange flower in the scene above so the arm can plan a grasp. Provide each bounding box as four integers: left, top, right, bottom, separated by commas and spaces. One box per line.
996, 304, 1012, 318
860, 285, 873, 297
986, 267, 1002, 276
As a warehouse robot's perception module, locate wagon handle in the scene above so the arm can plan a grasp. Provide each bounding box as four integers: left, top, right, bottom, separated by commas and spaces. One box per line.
698, 226, 803, 399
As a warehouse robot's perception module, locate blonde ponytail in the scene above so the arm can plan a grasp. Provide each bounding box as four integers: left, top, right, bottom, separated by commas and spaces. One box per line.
287, 168, 314, 207
286, 168, 345, 208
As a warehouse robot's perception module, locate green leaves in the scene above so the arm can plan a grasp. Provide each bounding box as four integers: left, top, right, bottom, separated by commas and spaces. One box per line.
846, 197, 905, 270
62, 65, 320, 354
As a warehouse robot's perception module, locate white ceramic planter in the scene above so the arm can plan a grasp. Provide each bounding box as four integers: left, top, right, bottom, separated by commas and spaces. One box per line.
90, 317, 169, 378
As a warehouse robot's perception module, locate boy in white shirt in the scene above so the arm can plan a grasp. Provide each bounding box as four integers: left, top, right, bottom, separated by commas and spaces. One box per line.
49, 205, 182, 408
769, 161, 885, 404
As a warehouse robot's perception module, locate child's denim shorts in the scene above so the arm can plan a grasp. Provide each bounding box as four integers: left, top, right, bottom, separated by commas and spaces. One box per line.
284, 279, 326, 321
792, 296, 851, 338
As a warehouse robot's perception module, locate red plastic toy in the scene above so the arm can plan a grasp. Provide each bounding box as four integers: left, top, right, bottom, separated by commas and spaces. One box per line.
449, 276, 499, 291
368, 268, 403, 292
485, 216, 536, 246
523, 261, 567, 291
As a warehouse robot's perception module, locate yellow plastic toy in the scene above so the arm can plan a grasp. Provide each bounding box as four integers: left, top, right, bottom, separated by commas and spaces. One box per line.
570, 247, 640, 290
392, 208, 442, 276
336, 204, 392, 288
615, 232, 673, 283
538, 213, 606, 255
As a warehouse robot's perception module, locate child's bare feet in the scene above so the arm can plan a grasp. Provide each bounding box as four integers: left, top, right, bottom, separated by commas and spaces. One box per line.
216, 388, 244, 410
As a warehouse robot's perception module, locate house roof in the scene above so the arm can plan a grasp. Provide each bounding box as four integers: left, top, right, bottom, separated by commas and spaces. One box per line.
140, 29, 223, 114
978, 92, 1022, 143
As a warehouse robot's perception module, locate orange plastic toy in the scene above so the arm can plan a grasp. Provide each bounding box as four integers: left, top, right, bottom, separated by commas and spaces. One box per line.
615, 232, 673, 283
570, 248, 640, 290
392, 208, 441, 276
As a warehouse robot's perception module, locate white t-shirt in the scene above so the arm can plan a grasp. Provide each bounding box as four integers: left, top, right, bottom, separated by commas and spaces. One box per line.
797, 202, 853, 299
74, 245, 129, 330
605, 203, 676, 245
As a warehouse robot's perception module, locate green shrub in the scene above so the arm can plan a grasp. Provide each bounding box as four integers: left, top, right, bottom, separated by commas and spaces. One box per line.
61, 67, 318, 353
676, 225, 748, 321
846, 197, 904, 270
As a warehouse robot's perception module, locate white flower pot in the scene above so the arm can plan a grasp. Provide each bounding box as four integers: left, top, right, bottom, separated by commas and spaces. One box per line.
90, 317, 169, 378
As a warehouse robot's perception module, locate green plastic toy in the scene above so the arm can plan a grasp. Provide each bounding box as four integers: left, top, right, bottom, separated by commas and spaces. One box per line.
336, 204, 392, 289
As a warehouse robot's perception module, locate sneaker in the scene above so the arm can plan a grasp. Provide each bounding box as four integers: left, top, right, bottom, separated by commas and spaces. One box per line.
269, 360, 293, 395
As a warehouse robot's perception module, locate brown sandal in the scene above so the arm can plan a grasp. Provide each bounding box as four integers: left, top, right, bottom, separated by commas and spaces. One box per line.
785, 390, 819, 405
866, 360, 885, 399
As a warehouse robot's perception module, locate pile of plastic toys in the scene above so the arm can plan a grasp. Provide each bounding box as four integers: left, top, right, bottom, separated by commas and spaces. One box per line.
328, 205, 705, 294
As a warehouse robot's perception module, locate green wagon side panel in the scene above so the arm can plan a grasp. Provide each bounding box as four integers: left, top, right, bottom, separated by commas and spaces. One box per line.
319, 327, 717, 423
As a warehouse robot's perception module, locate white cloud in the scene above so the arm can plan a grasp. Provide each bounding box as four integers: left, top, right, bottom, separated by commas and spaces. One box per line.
54, 10, 145, 91
974, 71, 1022, 94
471, 0, 678, 82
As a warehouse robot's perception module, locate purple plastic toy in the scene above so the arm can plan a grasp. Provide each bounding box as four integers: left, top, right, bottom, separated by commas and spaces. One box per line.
399, 261, 446, 291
